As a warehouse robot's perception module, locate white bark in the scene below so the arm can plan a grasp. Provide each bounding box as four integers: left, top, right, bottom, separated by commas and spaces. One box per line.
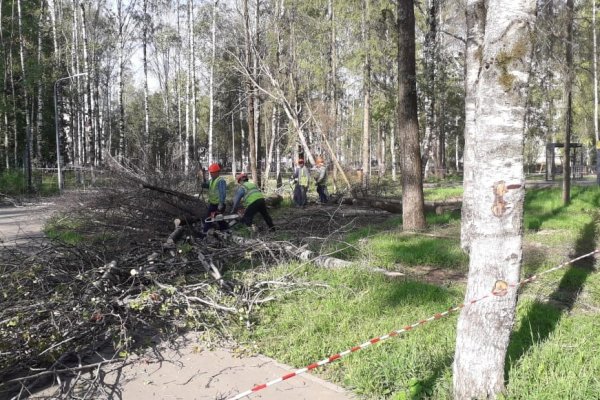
453, 0, 536, 398
208, 0, 218, 164
143, 0, 150, 168
594, 0, 599, 184
361, 0, 371, 189
16, 0, 32, 189
391, 120, 397, 181
47, 0, 59, 59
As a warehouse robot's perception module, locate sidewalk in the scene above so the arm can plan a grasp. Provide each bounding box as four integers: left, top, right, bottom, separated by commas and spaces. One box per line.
103, 337, 354, 400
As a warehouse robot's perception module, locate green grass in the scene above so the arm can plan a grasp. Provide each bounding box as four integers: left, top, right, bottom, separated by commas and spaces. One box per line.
238, 185, 600, 399
0, 170, 61, 196
44, 217, 84, 244
423, 186, 463, 202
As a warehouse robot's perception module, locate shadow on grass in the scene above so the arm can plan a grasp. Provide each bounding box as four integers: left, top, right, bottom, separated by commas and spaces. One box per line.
506, 212, 598, 377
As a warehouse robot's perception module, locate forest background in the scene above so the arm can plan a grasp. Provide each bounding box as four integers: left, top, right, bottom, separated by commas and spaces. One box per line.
2, 0, 598, 191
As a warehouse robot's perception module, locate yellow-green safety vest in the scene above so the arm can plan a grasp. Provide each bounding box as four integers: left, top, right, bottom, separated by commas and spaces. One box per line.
298, 166, 309, 186
242, 181, 264, 207
208, 176, 224, 204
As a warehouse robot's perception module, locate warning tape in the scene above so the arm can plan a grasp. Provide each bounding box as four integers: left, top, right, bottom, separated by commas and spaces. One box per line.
227, 249, 599, 400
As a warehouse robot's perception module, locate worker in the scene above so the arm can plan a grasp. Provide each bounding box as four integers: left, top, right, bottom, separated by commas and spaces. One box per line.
231, 173, 275, 231
292, 158, 310, 207
314, 156, 328, 204
201, 163, 228, 233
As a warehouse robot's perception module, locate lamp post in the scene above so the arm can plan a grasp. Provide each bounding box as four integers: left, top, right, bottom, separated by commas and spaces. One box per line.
54, 72, 87, 191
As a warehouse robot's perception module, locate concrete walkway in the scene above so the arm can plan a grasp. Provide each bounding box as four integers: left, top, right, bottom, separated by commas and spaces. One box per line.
1, 204, 353, 400
91, 337, 352, 400
0, 203, 54, 246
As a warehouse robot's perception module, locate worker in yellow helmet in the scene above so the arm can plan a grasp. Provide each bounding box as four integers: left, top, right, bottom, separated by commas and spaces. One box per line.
201, 163, 228, 233
292, 158, 310, 207
230, 173, 274, 230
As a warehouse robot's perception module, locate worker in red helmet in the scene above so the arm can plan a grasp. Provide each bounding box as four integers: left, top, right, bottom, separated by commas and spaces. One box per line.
201, 163, 228, 233
292, 158, 310, 207
230, 173, 274, 231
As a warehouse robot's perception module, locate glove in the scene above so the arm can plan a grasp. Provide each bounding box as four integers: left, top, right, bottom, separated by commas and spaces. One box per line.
218, 203, 225, 212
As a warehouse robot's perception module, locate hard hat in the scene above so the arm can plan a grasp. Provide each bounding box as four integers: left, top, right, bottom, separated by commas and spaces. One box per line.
316, 157, 324, 165
297, 158, 305, 165
236, 173, 248, 183
208, 163, 221, 173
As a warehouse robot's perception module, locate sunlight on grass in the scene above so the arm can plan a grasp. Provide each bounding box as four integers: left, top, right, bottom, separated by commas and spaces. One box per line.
369, 234, 467, 270
239, 185, 600, 399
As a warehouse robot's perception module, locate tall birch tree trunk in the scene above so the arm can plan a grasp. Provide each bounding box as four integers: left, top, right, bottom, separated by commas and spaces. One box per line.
143, 0, 150, 168
80, 1, 95, 165
361, 0, 371, 189
35, 1, 44, 165
453, 0, 536, 398
397, 0, 425, 231
592, 0, 600, 184
208, 0, 218, 164
16, 0, 33, 190
1, 0, 8, 169
563, 0, 573, 205
244, 0, 257, 182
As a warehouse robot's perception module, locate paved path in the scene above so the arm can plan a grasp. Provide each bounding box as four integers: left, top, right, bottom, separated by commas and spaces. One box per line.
1, 204, 353, 400
0, 203, 54, 246
94, 338, 352, 400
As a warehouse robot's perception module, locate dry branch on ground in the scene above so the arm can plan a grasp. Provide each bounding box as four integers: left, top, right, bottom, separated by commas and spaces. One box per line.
0, 172, 393, 399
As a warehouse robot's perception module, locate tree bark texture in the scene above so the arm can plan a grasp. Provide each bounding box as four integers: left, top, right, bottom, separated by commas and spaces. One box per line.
397, 0, 425, 231
453, 1, 536, 399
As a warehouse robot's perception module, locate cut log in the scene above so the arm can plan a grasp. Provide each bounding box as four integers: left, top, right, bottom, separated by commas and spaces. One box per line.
339, 196, 462, 215
225, 233, 352, 269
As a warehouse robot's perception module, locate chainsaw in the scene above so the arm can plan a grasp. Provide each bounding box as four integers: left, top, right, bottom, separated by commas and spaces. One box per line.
204, 213, 242, 224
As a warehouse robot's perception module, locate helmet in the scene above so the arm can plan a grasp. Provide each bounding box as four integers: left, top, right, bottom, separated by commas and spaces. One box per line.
236, 173, 248, 183
208, 163, 221, 173
316, 157, 324, 165
297, 158, 305, 165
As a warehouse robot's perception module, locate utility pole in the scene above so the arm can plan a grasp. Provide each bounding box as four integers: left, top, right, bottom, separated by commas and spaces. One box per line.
54, 72, 87, 191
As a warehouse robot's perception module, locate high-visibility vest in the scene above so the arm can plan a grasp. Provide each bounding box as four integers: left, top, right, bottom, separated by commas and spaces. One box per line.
208, 176, 224, 204
242, 181, 263, 207
298, 166, 309, 186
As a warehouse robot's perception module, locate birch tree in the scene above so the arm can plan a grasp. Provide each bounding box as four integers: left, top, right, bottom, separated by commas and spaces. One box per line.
563, 0, 573, 205
16, 0, 33, 190
595, 0, 599, 184
361, 0, 371, 189
453, 1, 536, 398
208, 0, 218, 164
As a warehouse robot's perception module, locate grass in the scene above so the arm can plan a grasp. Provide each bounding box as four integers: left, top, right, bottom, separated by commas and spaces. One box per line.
236, 185, 600, 399
0, 170, 60, 197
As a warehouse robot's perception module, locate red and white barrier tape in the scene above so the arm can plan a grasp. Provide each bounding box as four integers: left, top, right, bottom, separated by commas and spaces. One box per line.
228, 249, 599, 400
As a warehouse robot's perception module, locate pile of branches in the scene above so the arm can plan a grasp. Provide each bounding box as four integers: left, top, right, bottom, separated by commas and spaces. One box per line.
0, 169, 392, 398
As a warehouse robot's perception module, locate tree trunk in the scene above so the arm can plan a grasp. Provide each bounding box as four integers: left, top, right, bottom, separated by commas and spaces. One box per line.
594, 0, 600, 184
80, 1, 95, 165
143, 0, 150, 169
361, 0, 371, 189
117, 0, 126, 161
453, 1, 536, 398
16, 0, 33, 191
563, 0, 573, 205
391, 120, 397, 181
244, 0, 257, 183
397, 0, 425, 231
422, 0, 440, 179
208, 0, 218, 164
460, 0, 485, 252
35, 1, 44, 164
